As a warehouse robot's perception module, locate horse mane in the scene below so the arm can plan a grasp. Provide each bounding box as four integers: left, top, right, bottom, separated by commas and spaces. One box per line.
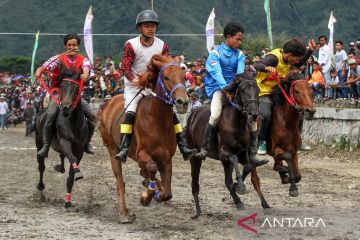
272, 71, 305, 105
138, 54, 180, 90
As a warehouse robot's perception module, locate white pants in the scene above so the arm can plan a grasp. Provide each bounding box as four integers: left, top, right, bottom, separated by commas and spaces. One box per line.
209, 91, 227, 126
124, 78, 149, 113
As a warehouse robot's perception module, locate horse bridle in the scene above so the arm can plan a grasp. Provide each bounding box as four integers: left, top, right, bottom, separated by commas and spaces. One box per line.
60, 78, 83, 110
229, 79, 257, 114
151, 62, 186, 105
278, 79, 308, 112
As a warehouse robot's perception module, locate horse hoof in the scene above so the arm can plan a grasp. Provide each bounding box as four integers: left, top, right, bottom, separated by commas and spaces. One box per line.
37, 182, 45, 191
262, 202, 271, 209
54, 165, 65, 173
236, 202, 246, 210
119, 214, 136, 224
289, 189, 299, 197
74, 170, 83, 181
142, 179, 149, 188
191, 213, 201, 219
236, 182, 246, 195
281, 176, 290, 184
64, 202, 78, 212
140, 193, 152, 206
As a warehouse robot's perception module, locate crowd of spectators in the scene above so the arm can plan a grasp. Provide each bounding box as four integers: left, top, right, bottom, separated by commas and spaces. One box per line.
1, 36, 360, 132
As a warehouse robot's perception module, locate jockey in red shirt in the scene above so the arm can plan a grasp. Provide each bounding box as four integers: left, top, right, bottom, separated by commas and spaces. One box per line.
115, 10, 196, 162
35, 34, 96, 158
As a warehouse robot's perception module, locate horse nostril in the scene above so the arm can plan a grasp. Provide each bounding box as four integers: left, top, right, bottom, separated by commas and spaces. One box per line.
176, 98, 188, 106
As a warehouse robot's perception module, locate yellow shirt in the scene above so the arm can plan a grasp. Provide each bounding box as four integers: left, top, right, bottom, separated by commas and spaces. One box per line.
256, 48, 291, 96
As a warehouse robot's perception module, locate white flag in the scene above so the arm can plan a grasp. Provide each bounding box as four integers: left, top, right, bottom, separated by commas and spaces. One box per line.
205, 8, 215, 53
328, 11, 336, 56
84, 6, 94, 64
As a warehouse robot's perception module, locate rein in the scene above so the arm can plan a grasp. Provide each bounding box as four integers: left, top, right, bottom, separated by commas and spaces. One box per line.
276, 78, 307, 111
150, 62, 186, 105
62, 78, 84, 110
229, 79, 257, 114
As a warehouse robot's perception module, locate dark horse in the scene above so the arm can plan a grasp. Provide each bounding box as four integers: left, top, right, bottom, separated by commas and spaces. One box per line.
266, 72, 315, 197
98, 54, 190, 223
186, 72, 270, 218
35, 78, 88, 209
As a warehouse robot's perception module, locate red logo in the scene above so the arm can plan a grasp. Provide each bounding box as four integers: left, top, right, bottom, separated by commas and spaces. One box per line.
237, 213, 258, 233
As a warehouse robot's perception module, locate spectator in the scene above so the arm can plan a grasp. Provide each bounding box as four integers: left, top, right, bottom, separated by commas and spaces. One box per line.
345, 59, 360, 100
349, 42, 356, 52
189, 92, 202, 111
335, 40, 348, 98
355, 38, 360, 64
325, 68, 339, 99
0, 95, 9, 130
305, 55, 314, 80
318, 35, 331, 97
308, 62, 324, 100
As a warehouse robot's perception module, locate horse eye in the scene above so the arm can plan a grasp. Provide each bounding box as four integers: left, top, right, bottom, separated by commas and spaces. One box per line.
295, 90, 300, 94
164, 76, 169, 81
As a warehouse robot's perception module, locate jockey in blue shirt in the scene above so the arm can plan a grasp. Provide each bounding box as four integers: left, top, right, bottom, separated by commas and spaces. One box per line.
195, 21, 268, 168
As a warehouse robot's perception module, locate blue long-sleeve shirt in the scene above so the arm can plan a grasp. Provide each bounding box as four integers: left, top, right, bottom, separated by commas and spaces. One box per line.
204, 42, 245, 98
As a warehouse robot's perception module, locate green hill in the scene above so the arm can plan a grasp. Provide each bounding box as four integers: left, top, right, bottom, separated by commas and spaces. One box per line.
0, 0, 358, 62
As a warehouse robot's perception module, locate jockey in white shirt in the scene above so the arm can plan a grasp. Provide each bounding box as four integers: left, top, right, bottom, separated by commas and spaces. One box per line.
115, 10, 196, 162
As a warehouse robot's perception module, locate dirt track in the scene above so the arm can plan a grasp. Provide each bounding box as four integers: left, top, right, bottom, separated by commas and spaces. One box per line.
0, 124, 359, 240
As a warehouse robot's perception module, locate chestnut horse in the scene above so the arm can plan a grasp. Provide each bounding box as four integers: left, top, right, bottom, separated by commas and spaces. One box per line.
186, 72, 270, 218
267, 72, 315, 197
98, 54, 189, 223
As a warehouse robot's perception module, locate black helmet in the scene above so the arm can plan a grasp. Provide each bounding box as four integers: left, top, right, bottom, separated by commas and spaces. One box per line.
136, 10, 159, 28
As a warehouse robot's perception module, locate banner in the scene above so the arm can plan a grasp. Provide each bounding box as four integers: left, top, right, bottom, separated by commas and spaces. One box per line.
328, 11, 336, 57
30, 31, 40, 85
84, 6, 94, 64
205, 8, 215, 53
264, 0, 273, 49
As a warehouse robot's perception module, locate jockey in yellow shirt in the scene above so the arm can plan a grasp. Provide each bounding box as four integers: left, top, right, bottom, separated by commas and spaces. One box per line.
254, 38, 316, 154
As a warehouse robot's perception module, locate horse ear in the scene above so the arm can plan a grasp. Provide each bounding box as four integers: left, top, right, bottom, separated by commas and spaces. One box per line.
174, 56, 182, 64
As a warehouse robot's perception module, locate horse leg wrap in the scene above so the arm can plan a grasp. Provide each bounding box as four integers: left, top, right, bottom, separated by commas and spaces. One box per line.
72, 163, 78, 169
65, 193, 71, 202
148, 180, 156, 191
155, 190, 161, 200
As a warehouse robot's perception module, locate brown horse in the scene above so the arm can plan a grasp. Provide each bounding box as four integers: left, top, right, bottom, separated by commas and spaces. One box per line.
267, 72, 315, 197
98, 54, 189, 223
186, 72, 270, 218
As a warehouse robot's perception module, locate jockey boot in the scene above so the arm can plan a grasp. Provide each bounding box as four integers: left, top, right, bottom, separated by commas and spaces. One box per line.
249, 131, 269, 168
194, 124, 216, 161
115, 112, 135, 163
176, 132, 197, 161
37, 125, 52, 158
85, 122, 95, 155
115, 133, 132, 162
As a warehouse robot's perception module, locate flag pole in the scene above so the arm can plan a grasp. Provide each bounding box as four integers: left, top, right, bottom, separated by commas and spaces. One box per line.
264, 0, 273, 49
30, 31, 40, 85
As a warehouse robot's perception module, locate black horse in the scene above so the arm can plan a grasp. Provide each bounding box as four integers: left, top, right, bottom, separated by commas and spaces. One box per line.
186, 72, 270, 218
35, 78, 88, 209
